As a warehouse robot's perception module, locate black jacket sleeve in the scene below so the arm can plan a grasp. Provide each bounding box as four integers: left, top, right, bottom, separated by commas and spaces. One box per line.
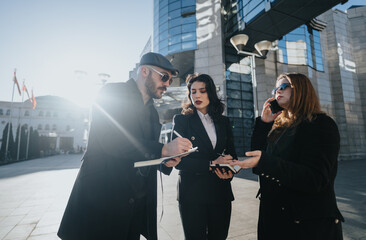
254, 115, 340, 194
86, 83, 163, 168
251, 117, 273, 151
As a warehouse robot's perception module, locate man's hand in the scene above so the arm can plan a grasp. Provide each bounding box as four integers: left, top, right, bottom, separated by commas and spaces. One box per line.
161, 137, 192, 157
164, 157, 182, 167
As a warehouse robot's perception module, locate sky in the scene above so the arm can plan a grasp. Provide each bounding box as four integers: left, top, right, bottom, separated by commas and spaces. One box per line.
0, 0, 153, 107
0, 0, 364, 108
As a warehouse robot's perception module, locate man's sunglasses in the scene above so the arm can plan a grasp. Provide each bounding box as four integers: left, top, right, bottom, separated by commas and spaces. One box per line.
272, 83, 291, 95
148, 67, 172, 84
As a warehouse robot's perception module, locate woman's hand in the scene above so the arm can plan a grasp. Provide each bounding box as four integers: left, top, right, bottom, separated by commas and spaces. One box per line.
261, 98, 282, 123
230, 151, 262, 169
214, 168, 233, 179
212, 154, 233, 165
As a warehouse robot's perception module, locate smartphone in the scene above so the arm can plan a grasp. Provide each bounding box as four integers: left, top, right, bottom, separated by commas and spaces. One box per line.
269, 99, 283, 114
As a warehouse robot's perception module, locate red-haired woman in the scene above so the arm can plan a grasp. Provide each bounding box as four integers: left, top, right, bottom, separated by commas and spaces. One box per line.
232, 73, 344, 240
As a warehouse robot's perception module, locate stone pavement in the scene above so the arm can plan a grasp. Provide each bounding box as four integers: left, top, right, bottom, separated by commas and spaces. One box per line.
0, 154, 365, 240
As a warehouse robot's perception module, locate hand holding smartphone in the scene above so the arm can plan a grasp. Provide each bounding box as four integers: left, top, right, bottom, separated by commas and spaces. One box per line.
269, 99, 284, 114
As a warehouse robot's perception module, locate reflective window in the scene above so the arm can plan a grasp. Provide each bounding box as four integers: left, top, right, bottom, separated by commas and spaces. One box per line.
181, 16, 195, 24
169, 1, 180, 11
0, 109, 3, 115
169, 9, 181, 19
160, 47, 168, 55
168, 43, 181, 53
181, 6, 195, 15
160, 30, 168, 41
161, 5, 168, 15
182, 23, 195, 33
160, 13, 168, 24
24, 111, 29, 117
182, 32, 195, 42
52, 124, 57, 131
182, 0, 195, 7
170, 18, 181, 28
160, 21, 168, 32
6, 109, 10, 115
277, 25, 324, 71
169, 26, 181, 36
160, 38, 169, 49
160, 0, 168, 9
169, 35, 181, 45
182, 41, 196, 50
245, 2, 265, 23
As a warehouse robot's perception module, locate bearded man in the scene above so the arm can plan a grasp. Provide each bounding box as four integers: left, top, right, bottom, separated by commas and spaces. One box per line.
58, 52, 192, 240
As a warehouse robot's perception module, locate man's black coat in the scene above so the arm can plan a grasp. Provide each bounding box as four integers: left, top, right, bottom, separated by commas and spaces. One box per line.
58, 79, 171, 240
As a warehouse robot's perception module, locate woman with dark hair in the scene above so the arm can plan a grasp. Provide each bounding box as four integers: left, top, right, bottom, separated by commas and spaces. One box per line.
172, 73, 237, 240
231, 73, 344, 240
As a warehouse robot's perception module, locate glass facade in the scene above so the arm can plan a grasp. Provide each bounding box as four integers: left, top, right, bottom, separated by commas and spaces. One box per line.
238, 0, 278, 26
225, 52, 254, 156
225, 66, 254, 156
277, 25, 324, 71
153, 0, 197, 55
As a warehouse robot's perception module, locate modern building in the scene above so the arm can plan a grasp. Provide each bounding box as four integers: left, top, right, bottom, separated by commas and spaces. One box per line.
147, 0, 366, 160
0, 96, 89, 159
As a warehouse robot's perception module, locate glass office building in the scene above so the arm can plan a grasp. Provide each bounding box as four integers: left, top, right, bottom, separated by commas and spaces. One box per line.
153, 0, 197, 56
149, 0, 366, 159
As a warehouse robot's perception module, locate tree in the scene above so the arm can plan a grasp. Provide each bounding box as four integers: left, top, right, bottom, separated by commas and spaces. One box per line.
13, 124, 20, 160
0, 123, 15, 162
29, 129, 40, 159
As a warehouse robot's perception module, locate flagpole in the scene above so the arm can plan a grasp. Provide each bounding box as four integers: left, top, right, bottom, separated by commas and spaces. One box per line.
26, 88, 36, 160
5, 70, 17, 161
16, 80, 25, 161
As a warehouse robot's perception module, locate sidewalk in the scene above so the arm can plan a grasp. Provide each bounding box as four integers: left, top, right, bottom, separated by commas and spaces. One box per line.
0, 154, 365, 240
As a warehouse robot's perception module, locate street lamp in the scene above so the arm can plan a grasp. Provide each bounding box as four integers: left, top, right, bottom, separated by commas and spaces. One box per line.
230, 34, 272, 117
98, 73, 110, 85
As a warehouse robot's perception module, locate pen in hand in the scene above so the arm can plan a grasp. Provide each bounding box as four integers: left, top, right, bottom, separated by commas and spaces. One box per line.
217, 149, 226, 157
173, 130, 183, 138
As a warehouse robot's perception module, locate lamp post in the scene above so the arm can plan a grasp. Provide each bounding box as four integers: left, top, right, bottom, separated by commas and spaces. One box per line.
98, 73, 110, 86
230, 34, 272, 117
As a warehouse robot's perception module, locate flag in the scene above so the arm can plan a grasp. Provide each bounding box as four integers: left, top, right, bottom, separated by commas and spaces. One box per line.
22, 82, 31, 101
13, 72, 21, 96
31, 90, 37, 109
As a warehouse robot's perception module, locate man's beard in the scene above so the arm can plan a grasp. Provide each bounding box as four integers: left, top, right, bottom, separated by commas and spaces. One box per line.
145, 72, 167, 99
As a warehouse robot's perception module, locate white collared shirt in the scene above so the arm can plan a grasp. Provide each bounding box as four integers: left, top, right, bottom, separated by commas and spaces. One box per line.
197, 110, 217, 149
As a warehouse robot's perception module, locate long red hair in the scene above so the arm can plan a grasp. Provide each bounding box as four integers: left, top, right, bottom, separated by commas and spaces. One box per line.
273, 73, 322, 130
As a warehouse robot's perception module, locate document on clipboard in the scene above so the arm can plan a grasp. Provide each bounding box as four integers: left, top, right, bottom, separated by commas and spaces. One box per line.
134, 147, 198, 168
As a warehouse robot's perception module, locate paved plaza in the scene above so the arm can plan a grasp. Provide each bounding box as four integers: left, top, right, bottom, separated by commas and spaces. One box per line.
0, 154, 365, 240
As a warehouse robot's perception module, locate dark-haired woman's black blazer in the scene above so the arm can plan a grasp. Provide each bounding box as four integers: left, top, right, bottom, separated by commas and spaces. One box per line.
172, 112, 237, 204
